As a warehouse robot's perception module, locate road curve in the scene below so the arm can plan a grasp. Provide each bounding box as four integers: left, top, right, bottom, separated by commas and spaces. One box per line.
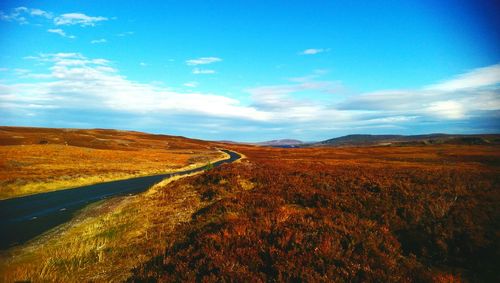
0, 149, 241, 250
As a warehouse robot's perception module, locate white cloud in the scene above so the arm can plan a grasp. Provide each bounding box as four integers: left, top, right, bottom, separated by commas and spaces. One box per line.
30, 8, 53, 19
1, 53, 269, 122
187, 57, 221, 74
54, 13, 108, 27
247, 79, 349, 122
192, 68, 216, 75
247, 64, 500, 124
340, 63, 500, 120
2, 53, 498, 139
47, 28, 75, 39
0, 7, 53, 24
184, 81, 199, 88
427, 64, 500, 92
91, 38, 107, 44
300, 48, 329, 55
1, 7, 108, 29
186, 57, 222, 66
0, 7, 29, 24
426, 101, 465, 119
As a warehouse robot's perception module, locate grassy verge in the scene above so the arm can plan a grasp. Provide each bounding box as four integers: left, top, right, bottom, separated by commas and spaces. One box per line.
0, 174, 199, 282
0, 151, 233, 282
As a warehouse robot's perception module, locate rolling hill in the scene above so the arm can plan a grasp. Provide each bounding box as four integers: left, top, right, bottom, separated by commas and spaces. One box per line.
313, 133, 500, 147
0, 126, 224, 199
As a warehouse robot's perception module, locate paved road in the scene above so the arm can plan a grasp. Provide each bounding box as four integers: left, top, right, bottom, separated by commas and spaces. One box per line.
0, 149, 241, 249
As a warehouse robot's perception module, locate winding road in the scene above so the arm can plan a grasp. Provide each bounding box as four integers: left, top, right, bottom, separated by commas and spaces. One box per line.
0, 149, 241, 250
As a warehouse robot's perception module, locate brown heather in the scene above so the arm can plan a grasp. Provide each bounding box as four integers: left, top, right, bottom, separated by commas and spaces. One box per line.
0, 128, 498, 282
132, 144, 499, 282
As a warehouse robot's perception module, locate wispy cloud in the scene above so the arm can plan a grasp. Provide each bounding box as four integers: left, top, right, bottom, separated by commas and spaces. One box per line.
247, 77, 345, 121
54, 13, 108, 27
47, 28, 75, 39
2, 53, 498, 139
300, 48, 329, 55
1, 6, 108, 29
246, 64, 500, 130
192, 68, 216, 75
184, 81, 199, 88
339, 64, 500, 120
1, 53, 268, 122
186, 57, 222, 66
187, 57, 221, 75
30, 8, 53, 19
0, 7, 52, 24
91, 38, 107, 44
0, 8, 28, 24
426, 64, 500, 92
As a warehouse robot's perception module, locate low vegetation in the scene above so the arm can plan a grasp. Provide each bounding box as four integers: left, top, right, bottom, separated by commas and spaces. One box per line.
1, 140, 498, 282
132, 144, 499, 282
0, 174, 210, 282
0, 127, 223, 199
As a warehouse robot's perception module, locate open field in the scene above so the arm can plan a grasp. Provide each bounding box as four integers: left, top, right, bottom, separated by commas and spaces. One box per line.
131, 144, 499, 282
0, 127, 224, 199
1, 142, 498, 282
2, 1, 498, 282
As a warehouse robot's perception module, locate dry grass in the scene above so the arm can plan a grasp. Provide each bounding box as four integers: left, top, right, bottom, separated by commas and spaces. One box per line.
0, 127, 223, 199
0, 126, 229, 281
0, 172, 214, 282
1, 135, 498, 282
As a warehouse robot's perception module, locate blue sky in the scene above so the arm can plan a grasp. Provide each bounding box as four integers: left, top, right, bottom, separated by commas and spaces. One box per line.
0, 0, 499, 141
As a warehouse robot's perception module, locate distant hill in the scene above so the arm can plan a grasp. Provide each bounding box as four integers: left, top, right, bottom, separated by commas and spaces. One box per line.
312, 134, 500, 147
257, 139, 304, 148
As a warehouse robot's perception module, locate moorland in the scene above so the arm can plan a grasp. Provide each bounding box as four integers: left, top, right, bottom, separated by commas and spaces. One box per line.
0, 127, 224, 199
0, 127, 498, 282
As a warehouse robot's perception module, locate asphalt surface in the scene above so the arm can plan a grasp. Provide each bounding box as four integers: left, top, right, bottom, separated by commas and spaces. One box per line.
0, 149, 241, 249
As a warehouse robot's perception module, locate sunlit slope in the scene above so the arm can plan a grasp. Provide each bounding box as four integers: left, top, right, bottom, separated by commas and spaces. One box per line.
0, 126, 224, 199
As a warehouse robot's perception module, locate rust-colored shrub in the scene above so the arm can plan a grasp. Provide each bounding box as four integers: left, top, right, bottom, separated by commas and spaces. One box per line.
132, 145, 499, 282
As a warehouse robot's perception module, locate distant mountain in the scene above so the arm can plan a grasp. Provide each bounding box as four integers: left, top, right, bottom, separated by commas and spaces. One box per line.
257, 139, 304, 148
313, 134, 500, 147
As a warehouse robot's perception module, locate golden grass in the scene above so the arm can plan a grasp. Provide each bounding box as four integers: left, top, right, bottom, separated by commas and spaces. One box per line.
0, 127, 233, 281
0, 126, 225, 200
0, 172, 210, 282
0, 144, 224, 200
0, 147, 233, 282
